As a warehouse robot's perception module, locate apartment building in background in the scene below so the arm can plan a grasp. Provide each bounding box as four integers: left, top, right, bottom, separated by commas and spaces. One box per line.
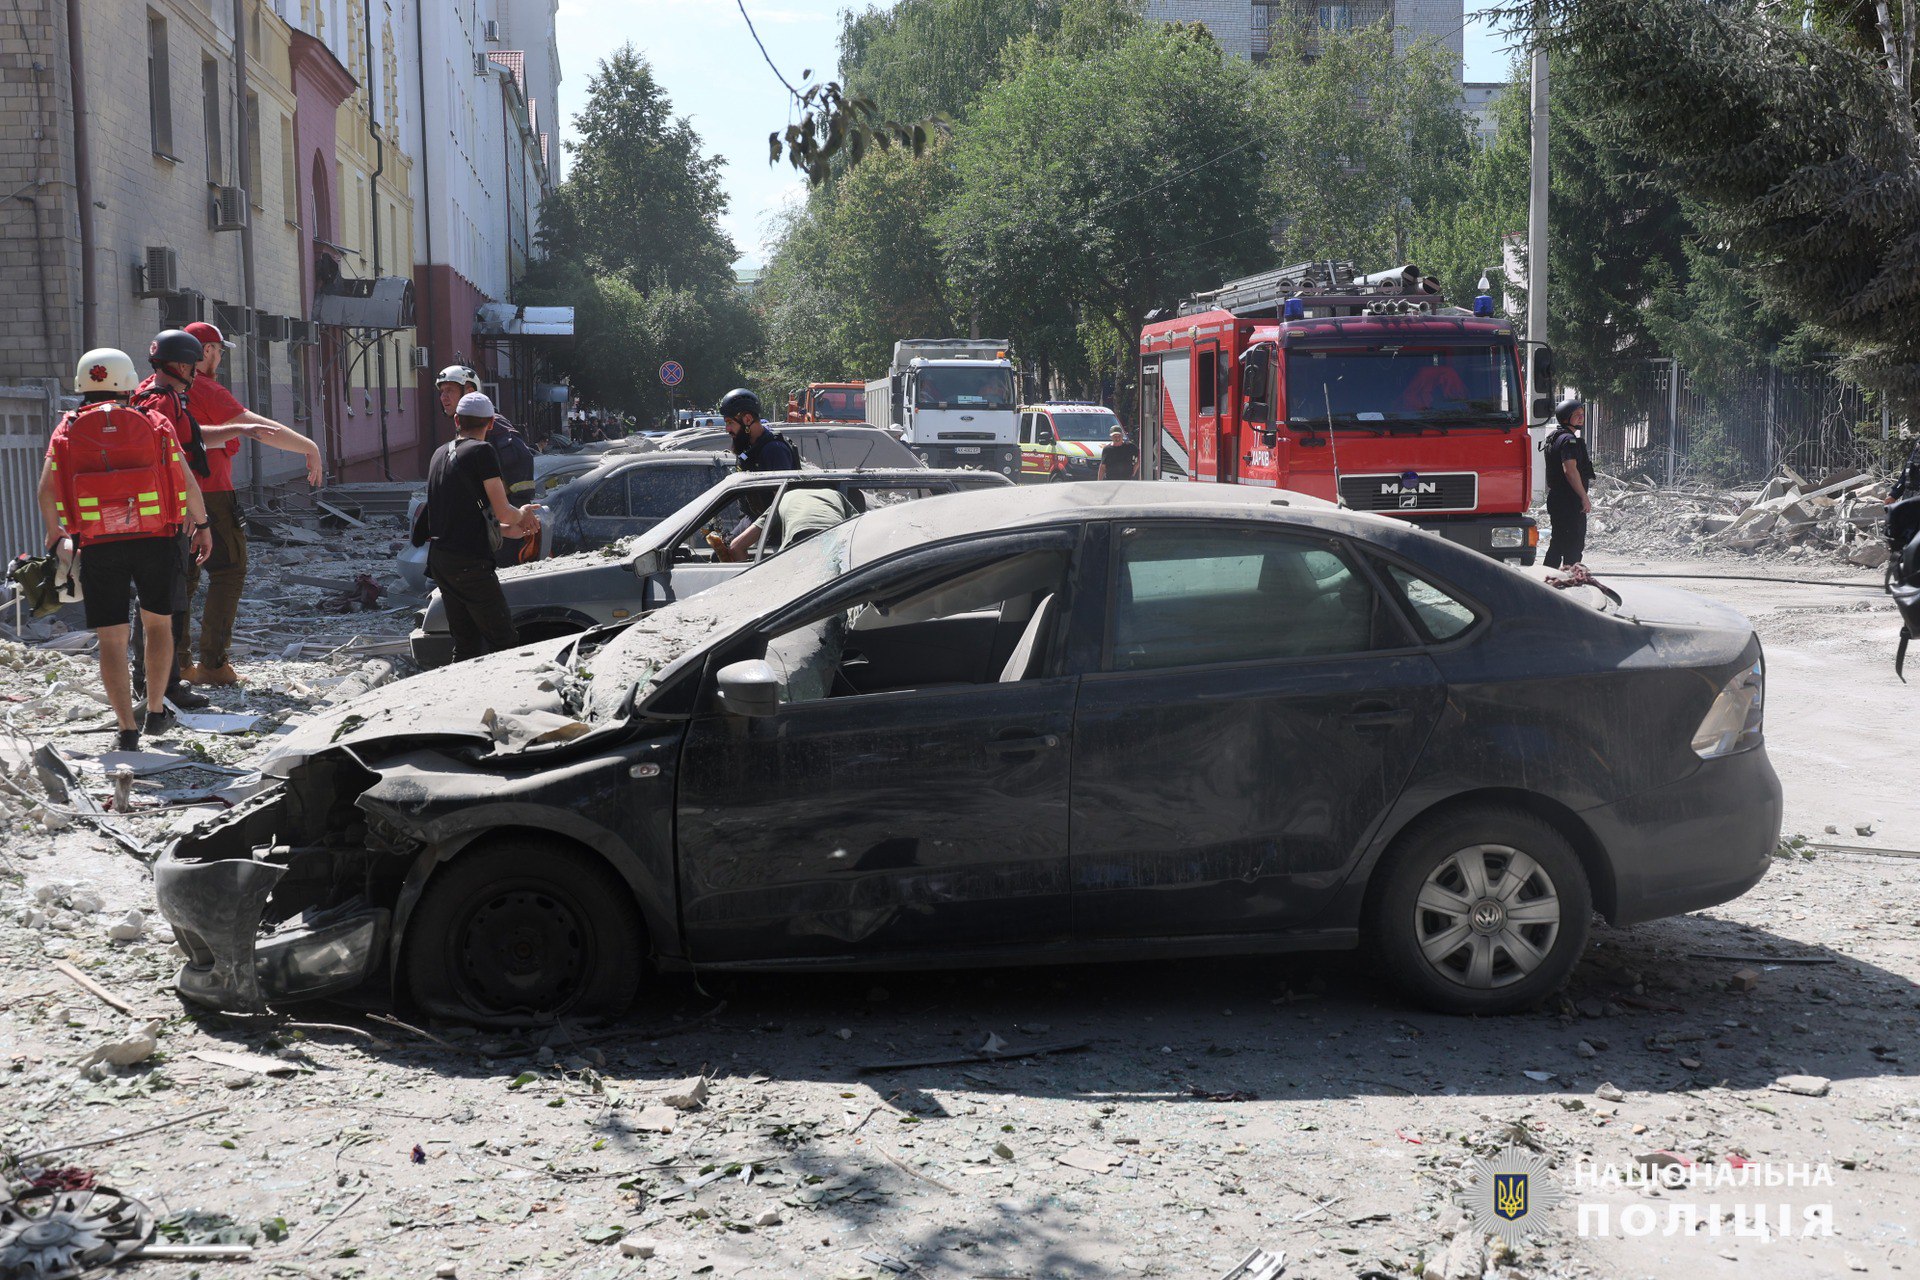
0, 0, 560, 489
1146, 0, 1466, 80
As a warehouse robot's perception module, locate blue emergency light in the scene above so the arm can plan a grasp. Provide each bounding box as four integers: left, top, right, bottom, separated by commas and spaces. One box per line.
1282, 297, 1305, 320
1472, 294, 1495, 317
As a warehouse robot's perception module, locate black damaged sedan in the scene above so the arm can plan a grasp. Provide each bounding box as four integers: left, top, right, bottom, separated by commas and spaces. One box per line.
155, 483, 1781, 1021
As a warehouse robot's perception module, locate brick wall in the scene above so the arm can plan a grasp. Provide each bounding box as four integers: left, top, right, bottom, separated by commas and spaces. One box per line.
0, 0, 80, 383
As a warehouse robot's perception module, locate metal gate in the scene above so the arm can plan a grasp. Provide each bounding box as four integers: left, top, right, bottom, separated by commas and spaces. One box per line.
0, 385, 55, 560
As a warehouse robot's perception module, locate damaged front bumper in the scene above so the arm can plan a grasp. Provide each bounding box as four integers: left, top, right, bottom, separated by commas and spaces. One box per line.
153, 763, 412, 1013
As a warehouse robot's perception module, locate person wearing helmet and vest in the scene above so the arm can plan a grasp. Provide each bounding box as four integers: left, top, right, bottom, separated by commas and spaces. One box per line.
128, 328, 237, 708
718, 387, 798, 473
36, 349, 213, 751
1543, 396, 1594, 569
435, 364, 536, 566
174, 321, 323, 688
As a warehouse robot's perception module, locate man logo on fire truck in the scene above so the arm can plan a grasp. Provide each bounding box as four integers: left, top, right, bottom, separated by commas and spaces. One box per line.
1137, 262, 1549, 564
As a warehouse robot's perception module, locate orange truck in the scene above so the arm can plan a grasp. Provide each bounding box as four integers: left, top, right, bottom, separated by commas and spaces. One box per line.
785, 383, 867, 423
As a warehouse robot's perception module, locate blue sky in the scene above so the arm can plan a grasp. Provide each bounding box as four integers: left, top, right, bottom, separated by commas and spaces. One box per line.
555, 2, 1520, 269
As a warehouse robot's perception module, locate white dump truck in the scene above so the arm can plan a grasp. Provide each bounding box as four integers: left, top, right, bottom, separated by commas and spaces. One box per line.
864, 338, 1020, 477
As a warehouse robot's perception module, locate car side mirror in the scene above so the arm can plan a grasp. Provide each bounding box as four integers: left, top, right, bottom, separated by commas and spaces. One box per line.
1261, 427, 1278, 447
1531, 396, 1553, 419
1531, 344, 1554, 390
715, 659, 779, 717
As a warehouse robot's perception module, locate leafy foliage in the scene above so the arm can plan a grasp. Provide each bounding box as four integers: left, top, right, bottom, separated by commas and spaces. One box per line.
527, 48, 758, 419
1507, 0, 1920, 414
537, 46, 734, 291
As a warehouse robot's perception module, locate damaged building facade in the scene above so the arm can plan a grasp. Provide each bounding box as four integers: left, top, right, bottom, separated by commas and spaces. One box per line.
0, 0, 560, 492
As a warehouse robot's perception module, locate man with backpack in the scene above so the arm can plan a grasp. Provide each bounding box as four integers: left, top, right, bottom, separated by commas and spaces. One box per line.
417, 393, 542, 662
36, 349, 213, 751
434, 365, 536, 566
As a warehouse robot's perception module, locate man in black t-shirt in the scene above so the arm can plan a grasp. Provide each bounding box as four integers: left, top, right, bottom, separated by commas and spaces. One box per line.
420, 393, 542, 662
1099, 427, 1139, 480
1542, 397, 1595, 568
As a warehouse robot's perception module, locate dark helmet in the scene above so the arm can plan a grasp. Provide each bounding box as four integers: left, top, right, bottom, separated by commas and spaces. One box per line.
1554, 396, 1584, 426
148, 329, 204, 367
717, 387, 762, 422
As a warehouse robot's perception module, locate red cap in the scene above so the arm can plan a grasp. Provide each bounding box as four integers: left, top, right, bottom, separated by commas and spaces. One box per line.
183, 322, 235, 350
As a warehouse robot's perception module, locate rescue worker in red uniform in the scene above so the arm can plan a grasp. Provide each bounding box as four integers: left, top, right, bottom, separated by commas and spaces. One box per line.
178, 321, 323, 686
36, 349, 213, 751
129, 329, 228, 708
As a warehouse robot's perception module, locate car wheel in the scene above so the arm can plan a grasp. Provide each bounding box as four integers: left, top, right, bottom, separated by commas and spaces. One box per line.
1369, 807, 1591, 1015
403, 839, 644, 1024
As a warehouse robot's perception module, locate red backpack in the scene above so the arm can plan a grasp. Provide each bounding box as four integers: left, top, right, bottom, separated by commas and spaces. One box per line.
48, 403, 185, 544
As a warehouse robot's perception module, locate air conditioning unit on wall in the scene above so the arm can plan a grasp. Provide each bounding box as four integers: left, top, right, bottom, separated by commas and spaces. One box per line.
474, 52, 492, 76
483, 19, 501, 41
410, 346, 432, 371
211, 186, 249, 232
256, 313, 291, 343
136, 246, 179, 297
212, 299, 253, 338
159, 289, 205, 330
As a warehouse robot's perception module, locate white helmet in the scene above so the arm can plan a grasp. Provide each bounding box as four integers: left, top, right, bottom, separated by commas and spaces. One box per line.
435, 364, 481, 391
73, 348, 139, 395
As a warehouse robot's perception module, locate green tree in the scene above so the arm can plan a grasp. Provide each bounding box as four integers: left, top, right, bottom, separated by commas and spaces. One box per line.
754, 145, 961, 394
538, 46, 736, 290
838, 0, 1142, 122
526, 47, 759, 417
1260, 27, 1477, 274
941, 22, 1272, 397
1518, 0, 1920, 414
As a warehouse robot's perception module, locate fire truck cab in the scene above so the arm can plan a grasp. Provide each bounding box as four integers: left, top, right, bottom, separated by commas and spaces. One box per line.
1139, 263, 1543, 564
785, 383, 868, 424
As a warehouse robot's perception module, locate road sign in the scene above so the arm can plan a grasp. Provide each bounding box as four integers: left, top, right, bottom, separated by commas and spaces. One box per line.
659, 360, 684, 387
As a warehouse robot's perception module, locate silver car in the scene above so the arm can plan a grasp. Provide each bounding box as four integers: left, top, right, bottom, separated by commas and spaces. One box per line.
408, 467, 1012, 668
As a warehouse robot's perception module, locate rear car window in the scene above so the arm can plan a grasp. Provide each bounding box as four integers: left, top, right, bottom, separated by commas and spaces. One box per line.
1382, 563, 1477, 641
1110, 526, 1400, 670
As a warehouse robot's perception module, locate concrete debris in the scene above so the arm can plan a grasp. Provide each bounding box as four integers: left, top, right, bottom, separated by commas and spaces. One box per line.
1595, 1082, 1626, 1102
1586, 465, 1891, 565
105, 909, 145, 943
81, 1019, 162, 1068
1219, 1246, 1286, 1280
661, 1075, 709, 1110
618, 1238, 658, 1259
1773, 1074, 1833, 1097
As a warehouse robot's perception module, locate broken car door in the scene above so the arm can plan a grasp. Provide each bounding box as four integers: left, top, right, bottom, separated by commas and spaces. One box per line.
1069, 522, 1446, 939
675, 530, 1084, 963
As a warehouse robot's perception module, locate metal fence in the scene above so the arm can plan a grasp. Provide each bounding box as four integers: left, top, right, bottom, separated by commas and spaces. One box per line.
1589, 360, 1881, 486
0, 383, 56, 561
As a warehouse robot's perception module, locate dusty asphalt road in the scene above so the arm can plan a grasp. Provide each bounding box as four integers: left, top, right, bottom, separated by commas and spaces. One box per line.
2, 550, 1916, 1280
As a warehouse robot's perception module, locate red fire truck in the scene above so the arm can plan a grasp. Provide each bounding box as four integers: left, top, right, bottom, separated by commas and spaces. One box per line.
784, 383, 867, 423
1138, 262, 1552, 563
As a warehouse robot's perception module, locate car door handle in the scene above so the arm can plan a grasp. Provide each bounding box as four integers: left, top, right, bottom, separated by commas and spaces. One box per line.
1343, 703, 1413, 729
989, 733, 1060, 754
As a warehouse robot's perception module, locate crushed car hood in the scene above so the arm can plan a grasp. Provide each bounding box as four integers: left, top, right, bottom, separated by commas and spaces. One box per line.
260, 639, 585, 777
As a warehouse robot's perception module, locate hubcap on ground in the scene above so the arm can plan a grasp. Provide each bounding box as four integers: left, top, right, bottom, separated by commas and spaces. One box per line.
1413, 844, 1562, 990
456, 886, 590, 1015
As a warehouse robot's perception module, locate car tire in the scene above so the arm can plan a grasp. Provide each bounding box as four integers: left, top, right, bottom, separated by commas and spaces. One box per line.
1368, 806, 1591, 1015
402, 839, 644, 1024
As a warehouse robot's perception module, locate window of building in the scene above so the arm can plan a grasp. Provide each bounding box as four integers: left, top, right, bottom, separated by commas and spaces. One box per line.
201, 57, 222, 184
1319, 4, 1353, 28
147, 13, 174, 157
280, 114, 298, 225
245, 93, 262, 208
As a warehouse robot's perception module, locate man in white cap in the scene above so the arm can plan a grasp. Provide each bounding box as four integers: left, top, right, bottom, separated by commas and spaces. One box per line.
416, 392, 541, 661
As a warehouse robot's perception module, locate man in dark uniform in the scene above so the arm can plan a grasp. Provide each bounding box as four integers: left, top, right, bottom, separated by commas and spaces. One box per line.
1542, 396, 1594, 569
436, 365, 535, 565
1099, 427, 1139, 480
419, 393, 542, 662
718, 387, 799, 473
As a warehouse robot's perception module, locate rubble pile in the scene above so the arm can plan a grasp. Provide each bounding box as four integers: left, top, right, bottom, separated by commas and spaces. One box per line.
1589, 466, 1893, 566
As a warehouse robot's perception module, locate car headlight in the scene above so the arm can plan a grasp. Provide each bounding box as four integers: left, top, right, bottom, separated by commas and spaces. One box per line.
1490, 526, 1526, 548
1691, 658, 1764, 758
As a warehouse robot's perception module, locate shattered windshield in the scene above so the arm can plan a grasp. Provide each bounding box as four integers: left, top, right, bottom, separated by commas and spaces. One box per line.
585, 523, 856, 721
1286, 344, 1519, 426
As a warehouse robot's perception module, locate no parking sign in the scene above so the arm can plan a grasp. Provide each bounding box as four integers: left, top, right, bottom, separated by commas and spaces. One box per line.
659, 360, 684, 387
